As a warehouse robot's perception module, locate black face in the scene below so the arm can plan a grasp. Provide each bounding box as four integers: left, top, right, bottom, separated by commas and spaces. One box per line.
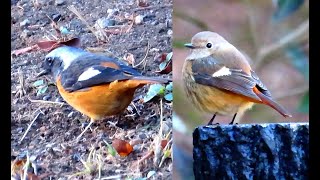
38, 56, 63, 79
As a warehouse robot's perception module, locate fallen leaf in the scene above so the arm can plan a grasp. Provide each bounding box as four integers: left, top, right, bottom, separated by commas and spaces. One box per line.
161, 139, 168, 149
137, 0, 149, 7
164, 93, 173, 101
104, 140, 117, 157
36, 40, 58, 50
11, 45, 38, 56
112, 139, 133, 157
156, 52, 172, 74
32, 80, 44, 87
143, 84, 165, 102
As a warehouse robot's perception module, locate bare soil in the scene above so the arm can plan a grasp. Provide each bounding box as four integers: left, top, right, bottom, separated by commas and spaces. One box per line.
11, 0, 172, 179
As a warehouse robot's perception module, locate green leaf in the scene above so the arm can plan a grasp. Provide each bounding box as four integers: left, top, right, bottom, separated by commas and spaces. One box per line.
159, 52, 173, 71
165, 82, 173, 91
36, 86, 48, 96
285, 44, 309, 80
104, 140, 117, 157
163, 149, 171, 158
159, 61, 167, 71
166, 52, 173, 61
298, 91, 309, 113
272, 0, 305, 21
147, 170, 156, 178
164, 93, 173, 101
143, 84, 165, 102
33, 79, 44, 87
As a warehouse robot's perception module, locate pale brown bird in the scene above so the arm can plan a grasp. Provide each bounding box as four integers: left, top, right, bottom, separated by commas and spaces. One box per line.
182, 31, 291, 124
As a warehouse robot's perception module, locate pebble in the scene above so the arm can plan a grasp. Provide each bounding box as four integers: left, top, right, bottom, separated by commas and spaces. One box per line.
52, 14, 62, 22
143, 15, 156, 22
55, 0, 65, 6
134, 15, 144, 25
167, 29, 173, 36
20, 19, 30, 27
67, 111, 73, 118
42, 95, 51, 101
107, 8, 119, 17
95, 17, 116, 28
55, 97, 63, 102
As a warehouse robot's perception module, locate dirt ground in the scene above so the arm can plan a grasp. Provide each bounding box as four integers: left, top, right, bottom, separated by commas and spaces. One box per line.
11, 0, 172, 179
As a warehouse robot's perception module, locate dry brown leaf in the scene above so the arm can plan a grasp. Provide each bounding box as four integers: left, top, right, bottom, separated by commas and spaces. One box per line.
112, 138, 133, 157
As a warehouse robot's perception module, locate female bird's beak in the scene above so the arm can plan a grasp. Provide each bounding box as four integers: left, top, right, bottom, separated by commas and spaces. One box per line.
184, 43, 195, 49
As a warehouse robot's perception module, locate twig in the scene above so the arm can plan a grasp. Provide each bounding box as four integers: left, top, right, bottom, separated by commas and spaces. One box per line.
130, 102, 141, 116
159, 98, 163, 137
173, 10, 208, 30
20, 109, 44, 142
159, 138, 172, 168
274, 85, 308, 100
254, 19, 309, 69
22, 151, 29, 180
243, 0, 259, 53
133, 4, 172, 12
68, 5, 100, 42
97, 173, 137, 180
133, 41, 150, 69
27, 97, 65, 106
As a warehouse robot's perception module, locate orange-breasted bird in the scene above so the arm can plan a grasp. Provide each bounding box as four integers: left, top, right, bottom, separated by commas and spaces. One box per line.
38, 46, 171, 140
182, 31, 292, 125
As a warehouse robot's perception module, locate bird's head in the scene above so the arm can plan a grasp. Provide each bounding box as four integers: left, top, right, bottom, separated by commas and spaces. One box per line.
37, 46, 87, 79
184, 31, 229, 60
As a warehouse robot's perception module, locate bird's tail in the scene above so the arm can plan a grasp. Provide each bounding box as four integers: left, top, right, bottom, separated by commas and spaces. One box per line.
253, 87, 292, 118
132, 76, 171, 84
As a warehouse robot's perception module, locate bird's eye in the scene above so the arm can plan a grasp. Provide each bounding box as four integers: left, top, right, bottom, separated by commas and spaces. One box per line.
206, 43, 212, 48
47, 57, 53, 64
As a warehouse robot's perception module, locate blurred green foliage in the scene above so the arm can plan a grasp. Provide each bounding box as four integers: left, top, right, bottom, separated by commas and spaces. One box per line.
272, 0, 305, 21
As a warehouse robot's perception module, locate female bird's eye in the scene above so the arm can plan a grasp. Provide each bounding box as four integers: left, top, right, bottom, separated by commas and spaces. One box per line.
206, 43, 212, 48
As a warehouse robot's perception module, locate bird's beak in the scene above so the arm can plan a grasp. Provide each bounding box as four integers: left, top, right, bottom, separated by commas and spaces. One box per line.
37, 69, 49, 77
184, 43, 195, 49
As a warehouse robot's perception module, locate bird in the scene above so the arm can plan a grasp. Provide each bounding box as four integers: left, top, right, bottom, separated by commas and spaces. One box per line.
182, 31, 292, 125
38, 45, 171, 140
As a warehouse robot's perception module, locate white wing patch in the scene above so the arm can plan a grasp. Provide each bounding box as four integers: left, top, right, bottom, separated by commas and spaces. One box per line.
78, 67, 101, 81
212, 66, 231, 77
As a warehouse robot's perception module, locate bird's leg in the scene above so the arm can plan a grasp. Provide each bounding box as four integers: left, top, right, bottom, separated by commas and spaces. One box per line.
77, 119, 94, 140
207, 113, 218, 125
229, 113, 238, 125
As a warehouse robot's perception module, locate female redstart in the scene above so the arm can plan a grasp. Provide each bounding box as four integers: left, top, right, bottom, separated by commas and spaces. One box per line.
182, 31, 292, 124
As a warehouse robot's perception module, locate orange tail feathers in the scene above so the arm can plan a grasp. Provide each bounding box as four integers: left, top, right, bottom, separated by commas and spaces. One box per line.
253, 87, 292, 118
132, 76, 171, 84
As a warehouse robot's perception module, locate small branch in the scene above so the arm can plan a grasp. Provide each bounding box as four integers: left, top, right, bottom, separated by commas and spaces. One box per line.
133, 4, 172, 12
243, 0, 259, 52
173, 10, 208, 30
254, 19, 309, 69
20, 109, 44, 142
133, 41, 150, 69
28, 97, 65, 106
68, 5, 101, 42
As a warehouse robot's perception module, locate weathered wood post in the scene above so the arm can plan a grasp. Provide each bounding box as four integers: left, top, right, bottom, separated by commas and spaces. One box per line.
193, 123, 309, 179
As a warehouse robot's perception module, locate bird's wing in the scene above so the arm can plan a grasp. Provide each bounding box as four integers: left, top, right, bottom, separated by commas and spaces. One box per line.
191, 56, 272, 102
60, 55, 142, 92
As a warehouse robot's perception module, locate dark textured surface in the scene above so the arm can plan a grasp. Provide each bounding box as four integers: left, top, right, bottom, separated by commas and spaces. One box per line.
193, 123, 309, 180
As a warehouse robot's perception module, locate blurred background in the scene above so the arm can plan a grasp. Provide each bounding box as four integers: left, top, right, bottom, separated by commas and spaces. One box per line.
172, 0, 309, 179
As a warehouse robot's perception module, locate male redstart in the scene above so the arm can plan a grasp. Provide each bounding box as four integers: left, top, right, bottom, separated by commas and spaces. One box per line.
182, 31, 292, 124
38, 46, 171, 140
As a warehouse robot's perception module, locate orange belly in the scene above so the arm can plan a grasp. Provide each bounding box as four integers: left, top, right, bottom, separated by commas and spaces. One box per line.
56, 78, 144, 120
